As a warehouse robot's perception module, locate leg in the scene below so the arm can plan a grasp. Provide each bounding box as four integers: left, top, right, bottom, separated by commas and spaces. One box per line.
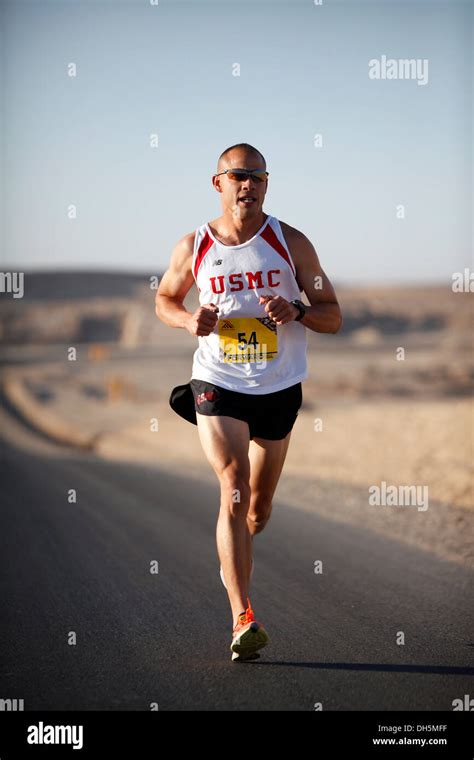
247, 432, 292, 537
195, 414, 253, 626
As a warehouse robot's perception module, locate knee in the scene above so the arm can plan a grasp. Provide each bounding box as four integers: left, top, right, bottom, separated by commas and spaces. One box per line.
218, 464, 251, 514
247, 513, 270, 535
247, 497, 273, 535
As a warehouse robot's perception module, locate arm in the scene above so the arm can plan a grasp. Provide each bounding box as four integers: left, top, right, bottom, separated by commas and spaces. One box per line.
155, 233, 195, 330
260, 223, 342, 334
155, 233, 219, 336
288, 225, 342, 334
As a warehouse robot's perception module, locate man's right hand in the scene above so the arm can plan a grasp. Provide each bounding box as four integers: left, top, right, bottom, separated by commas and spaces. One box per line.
186, 303, 219, 336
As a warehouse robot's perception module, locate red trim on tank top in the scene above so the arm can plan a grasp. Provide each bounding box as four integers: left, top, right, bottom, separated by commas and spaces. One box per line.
193, 231, 214, 283
260, 224, 297, 277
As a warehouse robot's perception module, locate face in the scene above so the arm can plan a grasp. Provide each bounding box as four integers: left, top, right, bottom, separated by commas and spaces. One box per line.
212, 150, 268, 220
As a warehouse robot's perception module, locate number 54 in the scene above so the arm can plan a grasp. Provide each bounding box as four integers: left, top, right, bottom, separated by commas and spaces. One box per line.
237, 331, 258, 349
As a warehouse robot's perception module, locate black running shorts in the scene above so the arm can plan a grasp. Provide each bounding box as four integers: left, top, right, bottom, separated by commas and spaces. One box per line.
189, 379, 303, 441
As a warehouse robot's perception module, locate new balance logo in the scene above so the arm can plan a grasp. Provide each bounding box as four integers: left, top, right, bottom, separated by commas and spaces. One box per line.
213, 259, 223, 266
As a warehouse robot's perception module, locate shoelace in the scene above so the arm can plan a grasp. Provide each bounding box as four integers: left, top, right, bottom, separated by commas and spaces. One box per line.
234, 596, 255, 631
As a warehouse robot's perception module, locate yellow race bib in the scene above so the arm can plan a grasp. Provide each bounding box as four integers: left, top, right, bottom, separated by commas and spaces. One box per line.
218, 317, 278, 363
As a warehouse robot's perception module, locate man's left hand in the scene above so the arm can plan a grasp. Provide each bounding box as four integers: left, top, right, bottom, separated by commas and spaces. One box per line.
259, 295, 299, 325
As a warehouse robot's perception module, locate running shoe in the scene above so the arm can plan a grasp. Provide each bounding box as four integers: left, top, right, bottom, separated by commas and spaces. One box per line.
230, 597, 269, 661
231, 651, 261, 662
220, 558, 254, 590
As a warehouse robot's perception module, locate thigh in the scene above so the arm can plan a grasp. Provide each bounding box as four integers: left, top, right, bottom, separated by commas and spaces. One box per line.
195, 414, 251, 481
248, 431, 292, 500
249, 383, 303, 441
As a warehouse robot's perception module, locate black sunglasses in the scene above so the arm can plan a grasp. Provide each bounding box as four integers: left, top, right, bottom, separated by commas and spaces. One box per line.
215, 169, 269, 184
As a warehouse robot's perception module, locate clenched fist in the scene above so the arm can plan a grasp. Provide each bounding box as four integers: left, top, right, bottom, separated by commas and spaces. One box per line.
186, 303, 219, 336
259, 295, 299, 325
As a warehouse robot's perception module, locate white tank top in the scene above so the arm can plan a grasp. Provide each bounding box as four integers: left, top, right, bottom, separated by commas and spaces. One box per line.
190, 214, 308, 394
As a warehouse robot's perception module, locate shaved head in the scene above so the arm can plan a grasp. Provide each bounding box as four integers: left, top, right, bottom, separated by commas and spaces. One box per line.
217, 143, 266, 173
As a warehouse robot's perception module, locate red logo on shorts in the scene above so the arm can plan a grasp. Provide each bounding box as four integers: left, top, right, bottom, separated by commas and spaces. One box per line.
196, 390, 218, 406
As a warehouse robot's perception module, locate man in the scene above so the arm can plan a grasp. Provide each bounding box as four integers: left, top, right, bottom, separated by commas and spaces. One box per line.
155, 143, 342, 661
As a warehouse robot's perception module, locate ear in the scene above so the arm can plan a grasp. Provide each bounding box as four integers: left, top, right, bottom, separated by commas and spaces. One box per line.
211, 175, 222, 193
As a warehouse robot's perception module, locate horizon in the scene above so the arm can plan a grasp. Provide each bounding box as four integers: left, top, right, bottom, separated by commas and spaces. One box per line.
0, 266, 461, 290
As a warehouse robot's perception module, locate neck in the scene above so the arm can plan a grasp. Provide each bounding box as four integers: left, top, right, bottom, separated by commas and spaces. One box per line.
218, 209, 267, 243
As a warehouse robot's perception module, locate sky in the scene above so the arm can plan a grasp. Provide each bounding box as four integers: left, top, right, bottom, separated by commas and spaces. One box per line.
1, 0, 472, 284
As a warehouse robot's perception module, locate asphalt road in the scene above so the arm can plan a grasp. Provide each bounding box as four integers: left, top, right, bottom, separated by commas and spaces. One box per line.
1, 394, 473, 711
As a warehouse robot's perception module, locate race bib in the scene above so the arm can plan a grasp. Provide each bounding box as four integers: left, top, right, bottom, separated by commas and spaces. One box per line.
218, 317, 278, 363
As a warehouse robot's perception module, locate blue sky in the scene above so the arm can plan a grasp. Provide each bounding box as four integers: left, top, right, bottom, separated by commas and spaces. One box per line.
1, 0, 472, 284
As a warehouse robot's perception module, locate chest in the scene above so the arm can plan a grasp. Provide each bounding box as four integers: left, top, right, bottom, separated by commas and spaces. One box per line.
198, 245, 295, 296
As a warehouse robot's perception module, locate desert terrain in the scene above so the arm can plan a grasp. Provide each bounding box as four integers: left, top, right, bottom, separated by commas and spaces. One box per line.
1, 272, 472, 565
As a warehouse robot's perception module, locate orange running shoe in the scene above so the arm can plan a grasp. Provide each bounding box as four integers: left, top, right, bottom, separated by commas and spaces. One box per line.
230, 597, 269, 661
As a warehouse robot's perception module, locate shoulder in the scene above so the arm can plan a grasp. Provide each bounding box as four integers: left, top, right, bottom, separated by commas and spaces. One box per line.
169, 231, 195, 271
179, 231, 196, 251
278, 220, 318, 260
278, 219, 308, 243
174, 231, 195, 256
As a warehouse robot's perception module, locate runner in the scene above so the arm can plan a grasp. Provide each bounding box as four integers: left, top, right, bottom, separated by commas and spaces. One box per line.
155, 143, 342, 661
